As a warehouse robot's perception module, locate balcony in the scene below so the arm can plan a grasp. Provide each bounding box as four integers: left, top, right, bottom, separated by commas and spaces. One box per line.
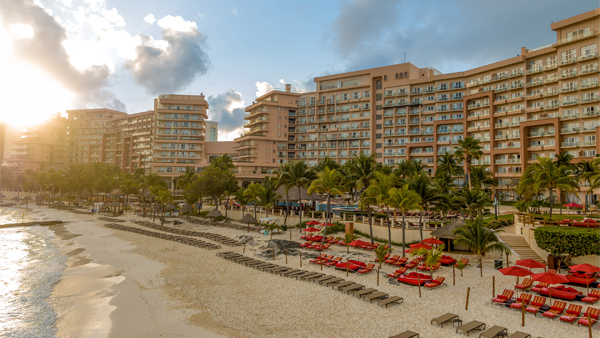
556, 30, 598, 45
561, 142, 579, 148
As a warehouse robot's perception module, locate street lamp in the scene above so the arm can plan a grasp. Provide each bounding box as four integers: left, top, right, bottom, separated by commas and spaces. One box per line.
493, 198, 498, 220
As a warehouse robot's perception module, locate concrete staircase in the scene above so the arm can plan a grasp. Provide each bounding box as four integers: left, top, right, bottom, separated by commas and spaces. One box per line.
497, 232, 546, 263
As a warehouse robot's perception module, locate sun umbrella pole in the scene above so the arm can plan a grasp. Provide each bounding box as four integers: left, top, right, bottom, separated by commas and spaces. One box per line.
492, 276, 495, 298
465, 287, 470, 311
377, 267, 379, 286
418, 276, 421, 298
521, 298, 525, 327
299, 251, 302, 268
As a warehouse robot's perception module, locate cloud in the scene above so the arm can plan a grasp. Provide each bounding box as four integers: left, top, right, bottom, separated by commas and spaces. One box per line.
232, 8, 237, 16
254, 78, 314, 97
144, 13, 156, 24
0, 0, 126, 110
255, 81, 274, 97
206, 89, 246, 134
126, 15, 211, 95
332, 0, 599, 73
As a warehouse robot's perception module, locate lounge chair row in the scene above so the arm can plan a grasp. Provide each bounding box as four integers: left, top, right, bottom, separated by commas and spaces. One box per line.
310, 254, 375, 274
104, 223, 221, 250
98, 216, 126, 223
131, 220, 242, 247
516, 278, 600, 304
186, 216, 260, 232
429, 313, 531, 337
493, 289, 600, 326
216, 252, 403, 308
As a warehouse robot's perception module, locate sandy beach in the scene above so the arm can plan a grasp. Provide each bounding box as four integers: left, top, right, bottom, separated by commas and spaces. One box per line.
18, 205, 598, 338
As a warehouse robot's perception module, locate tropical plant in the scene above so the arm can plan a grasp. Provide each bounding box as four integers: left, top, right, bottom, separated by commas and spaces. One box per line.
456, 259, 467, 277
469, 165, 497, 190
436, 151, 464, 178
454, 136, 484, 189
374, 243, 390, 269
222, 176, 239, 218
519, 157, 578, 219
210, 154, 235, 171
273, 163, 292, 226
307, 167, 345, 244
244, 182, 262, 220
576, 159, 600, 212
514, 200, 530, 213
345, 153, 378, 241
283, 161, 310, 231
255, 184, 281, 217
452, 217, 510, 277
411, 244, 446, 276
264, 222, 281, 240
408, 172, 437, 240
363, 172, 397, 248
457, 188, 493, 221
344, 232, 354, 254
387, 185, 423, 256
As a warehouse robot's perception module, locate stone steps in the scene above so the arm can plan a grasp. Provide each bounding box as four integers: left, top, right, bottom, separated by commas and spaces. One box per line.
497, 233, 546, 263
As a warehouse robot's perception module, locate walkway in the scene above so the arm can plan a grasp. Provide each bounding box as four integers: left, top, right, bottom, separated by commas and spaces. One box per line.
497, 229, 545, 263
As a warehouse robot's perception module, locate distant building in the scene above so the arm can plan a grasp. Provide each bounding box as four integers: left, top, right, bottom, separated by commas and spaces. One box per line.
205, 121, 218, 141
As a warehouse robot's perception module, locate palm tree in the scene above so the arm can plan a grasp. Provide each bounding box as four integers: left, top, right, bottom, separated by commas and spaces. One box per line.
244, 182, 262, 220
469, 166, 497, 191
363, 172, 396, 248
210, 154, 235, 171
554, 151, 575, 214
408, 172, 436, 240
346, 153, 378, 240
387, 185, 423, 256
519, 157, 578, 219
312, 156, 340, 173
307, 167, 345, 245
222, 177, 239, 218
235, 187, 250, 213
411, 160, 428, 175
374, 244, 390, 269
453, 217, 510, 277
395, 159, 415, 179
454, 136, 483, 189
273, 163, 292, 226
283, 161, 310, 230
264, 221, 281, 240
436, 151, 464, 179
575, 159, 599, 212
120, 176, 139, 212
411, 244, 445, 276
458, 188, 493, 221
256, 184, 281, 217
176, 167, 197, 190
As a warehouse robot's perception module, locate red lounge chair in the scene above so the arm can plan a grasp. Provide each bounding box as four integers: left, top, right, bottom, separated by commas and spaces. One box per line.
315, 243, 331, 251
299, 241, 313, 248
559, 304, 582, 324
541, 285, 582, 301
397, 272, 433, 286
492, 289, 514, 304
366, 243, 380, 250
577, 307, 600, 327
582, 290, 600, 304
309, 254, 331, 264
417, 262, 441, 272
324, 257, 342, 266
376, 253, 390, 262
357, 263, 375, 274
547, 269, 557, 274
515, 278, 533, 290
385, 255, 400, 265
525, 296, 547, 315
531, 282, 549, 293
323, 236, 334, 243
404, 258, 422, 269
455, 258, 469, 266
573, 219, 600, 227
382, 244, 390, 250
542, 301, 567, 319
439, 255, 457, 266
559, 219, 572, 226
306, 242, 321, 249
510, 293, 533, 310
424, 277, 446, 288
391, 257, 408, 266
387, 267, 407, 278
566, 273, 596, 286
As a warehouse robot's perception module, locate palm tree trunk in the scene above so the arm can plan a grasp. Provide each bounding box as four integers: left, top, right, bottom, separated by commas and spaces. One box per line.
297, 186, 303, 232
323, 194, 330, 246
368, 208, 374, 244
549, 188, 554, 219
419, 211, 423, 241
386, 206, 392, 251
284, 191, 289, 226
479, 256, 483, 277
401, 212, 406, 257
467, 162, 472, 190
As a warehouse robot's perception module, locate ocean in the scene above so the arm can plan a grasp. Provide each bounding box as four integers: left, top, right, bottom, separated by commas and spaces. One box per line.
0, 207, 67, 338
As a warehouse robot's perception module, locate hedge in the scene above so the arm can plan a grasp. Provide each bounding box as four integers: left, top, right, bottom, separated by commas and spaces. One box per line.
534, 226, 600, 258
486, 218, 514, 230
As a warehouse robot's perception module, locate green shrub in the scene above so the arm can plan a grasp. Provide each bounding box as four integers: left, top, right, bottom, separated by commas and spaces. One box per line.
534, 227, 600, 260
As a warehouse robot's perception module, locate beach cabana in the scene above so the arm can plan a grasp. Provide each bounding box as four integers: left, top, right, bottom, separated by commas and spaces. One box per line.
207, 208, 222, 225
240, 213, 257, 232
430, 219, 465, 252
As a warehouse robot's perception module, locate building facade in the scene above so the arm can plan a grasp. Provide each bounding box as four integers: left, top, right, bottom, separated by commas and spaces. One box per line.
205, 121, 218, 141
234, 9, 600, 200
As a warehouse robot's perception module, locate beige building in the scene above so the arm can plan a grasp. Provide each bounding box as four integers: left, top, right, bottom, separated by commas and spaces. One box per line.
234, 8, 600, 201
205, 121, 218, 141
5, 113, 69, 174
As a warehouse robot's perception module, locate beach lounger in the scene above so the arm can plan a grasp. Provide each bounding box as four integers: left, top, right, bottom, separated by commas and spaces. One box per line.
324, 257, 343, 266
289, 271, 310, 279
515, 278, 533, 290
431, 313, 459, 327
270, 267, 292, 274
559, 304, 582, 324
333, 281, 356, 290
478, 326, 507, 338
391, 257, 408, 266
387, 267, 408, 278
455, 258, 469, 266
389, 330, 419, 338
425, 277, 446, 289
541, 301, 566, 319
376, 253, 390, 262
509, 293, 532, 310
456, 321, 486, 336
340, 284, 365, 293
320, 278, 344, 286
378, 296, 404, 308
301, 273, 324, 281
315, 243, 331, 251
582, 289, 600, 304
351, 288, 378, 298
363, 292, 389, 303
404, 259, 421, 269
547, 269, 557, 274
577, 307, 600, 327
280, 269, 302, 277
506, 332, 531, 338
525, 296, 546, 315
492, 289, 514, 305
312, 275, 337, 284
385, 255, 401, 265
357, 263, 376, 274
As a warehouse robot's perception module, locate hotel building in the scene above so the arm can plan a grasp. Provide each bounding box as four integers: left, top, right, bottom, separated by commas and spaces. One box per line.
234, 8, 600, 200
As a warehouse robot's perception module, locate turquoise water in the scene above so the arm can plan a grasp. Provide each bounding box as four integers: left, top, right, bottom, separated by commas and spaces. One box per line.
0, 208, 67, 338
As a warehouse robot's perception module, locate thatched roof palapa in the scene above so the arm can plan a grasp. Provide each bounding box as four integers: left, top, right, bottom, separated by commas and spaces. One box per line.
207, 209, 222, 217
240, 213, 257, 223
180, 204, 194, 212
164, 203, 177, 211
430, 219, 465, 239
275, 186, 321, 201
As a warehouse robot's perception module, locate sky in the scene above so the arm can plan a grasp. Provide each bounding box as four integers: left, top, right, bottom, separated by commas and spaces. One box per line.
0, 0, 598, 140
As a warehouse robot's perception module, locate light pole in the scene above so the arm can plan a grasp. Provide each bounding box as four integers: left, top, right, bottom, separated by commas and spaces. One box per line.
493, 198, 498, 220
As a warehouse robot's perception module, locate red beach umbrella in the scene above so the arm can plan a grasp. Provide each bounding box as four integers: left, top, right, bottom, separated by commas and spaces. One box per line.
499, 266, 533, 277
569, 263, 600, 274
348, 239, 371, 248
410, 242, 432, 250
531, 272, 570, 301
516, 259, 547, 271
423, 238, 444, 245
562, 202, 583, 208
302, 227, 321, 232
305, 220, 321, 226
320, 222, 335, 227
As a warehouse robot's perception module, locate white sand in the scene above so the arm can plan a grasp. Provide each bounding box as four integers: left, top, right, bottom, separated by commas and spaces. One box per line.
22, 205, 596, 338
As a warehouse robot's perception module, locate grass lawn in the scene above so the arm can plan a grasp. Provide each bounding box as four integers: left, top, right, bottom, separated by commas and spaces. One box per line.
528, 213, 586, 221
482, 213, 515, 222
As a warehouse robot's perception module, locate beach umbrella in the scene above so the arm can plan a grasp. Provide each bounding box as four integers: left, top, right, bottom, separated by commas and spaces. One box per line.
207, 208, 222, 225
423, 238, 444, 245
499, 266, 533, 296
562, 202, 583, 208
0, 193, 5, 198
516, 259, 546, 271
319, 221, 335, 227
22, 195, 32, 208
306, 220, 321, 226
531, 272, 570, 301
180, 203, 193, 221
111, 189, 124, 196
78, 191, 92, 198
410, 242, 432, 250
12, 196, 20, 201
569, 263, 600, 293
165, 203, 177, 217
240, 213, 257, 232
59, 195, 69, 202
302, 226, 321, 232
348, 239, 371, 259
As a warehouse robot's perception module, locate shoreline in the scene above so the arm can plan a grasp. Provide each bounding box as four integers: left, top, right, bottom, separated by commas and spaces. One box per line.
13, 205, 595, 338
